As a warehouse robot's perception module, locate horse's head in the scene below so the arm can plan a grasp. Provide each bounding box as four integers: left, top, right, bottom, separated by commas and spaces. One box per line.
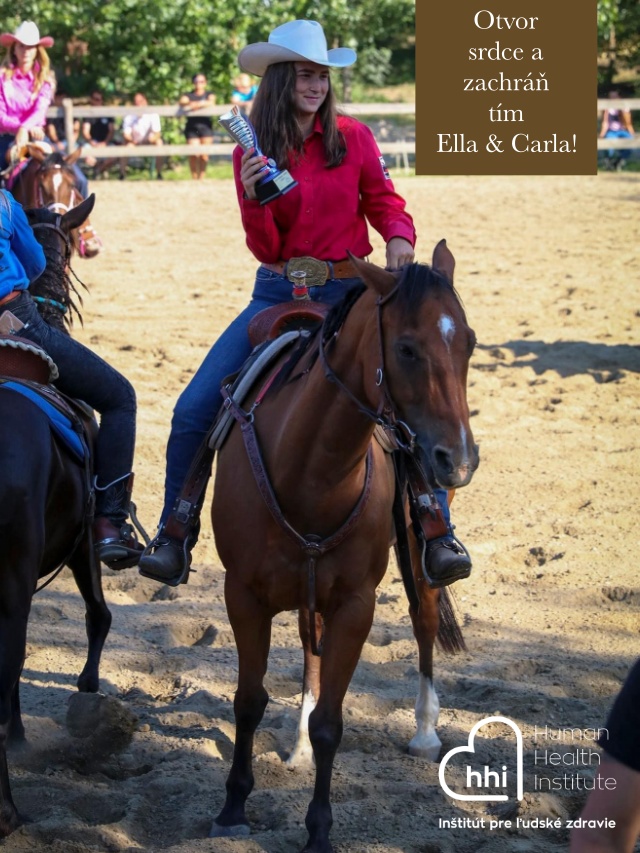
27, 146, 101, 259
350, 242, 479, 489
26, 195, 95, 332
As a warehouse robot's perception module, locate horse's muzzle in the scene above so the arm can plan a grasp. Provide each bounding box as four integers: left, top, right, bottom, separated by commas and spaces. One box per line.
431, 442, 480, 489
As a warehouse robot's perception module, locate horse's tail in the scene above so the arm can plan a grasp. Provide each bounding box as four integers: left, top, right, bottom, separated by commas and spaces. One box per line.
436, 587, 466, 653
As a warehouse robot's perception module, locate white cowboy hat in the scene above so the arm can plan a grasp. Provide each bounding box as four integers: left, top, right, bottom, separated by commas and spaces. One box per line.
0, 21, 54, 49
239, 20, 356, 78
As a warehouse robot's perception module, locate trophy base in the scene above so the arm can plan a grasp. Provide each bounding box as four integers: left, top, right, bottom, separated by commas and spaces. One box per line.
256, 170, 298, 205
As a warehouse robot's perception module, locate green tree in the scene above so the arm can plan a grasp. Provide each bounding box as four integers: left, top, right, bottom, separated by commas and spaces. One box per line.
0, 0, 415, 102
598, 0, 640, 89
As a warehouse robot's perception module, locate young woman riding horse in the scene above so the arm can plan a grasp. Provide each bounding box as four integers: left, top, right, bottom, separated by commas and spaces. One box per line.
0, 190, 142, 566
139, 19, 472, 590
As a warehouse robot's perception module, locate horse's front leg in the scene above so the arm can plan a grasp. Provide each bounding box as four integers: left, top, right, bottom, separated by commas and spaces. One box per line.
210, 577, 272, 838
303, 589, 376, 853
286, 607, 322, 770
0, 615, 29, 837
407, 529, 442, 760
68, 543, 112, 693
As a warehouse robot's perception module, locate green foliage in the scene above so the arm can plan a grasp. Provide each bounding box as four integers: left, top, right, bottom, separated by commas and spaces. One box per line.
0, 0, 415, 102
597, 0, 640, 89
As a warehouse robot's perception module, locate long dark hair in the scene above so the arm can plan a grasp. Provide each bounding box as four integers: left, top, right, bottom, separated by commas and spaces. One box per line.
249, 62, 347, 170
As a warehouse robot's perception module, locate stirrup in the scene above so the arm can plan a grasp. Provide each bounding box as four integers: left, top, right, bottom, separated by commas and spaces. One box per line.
138, 528, 195, 587
419, 527, 472, 589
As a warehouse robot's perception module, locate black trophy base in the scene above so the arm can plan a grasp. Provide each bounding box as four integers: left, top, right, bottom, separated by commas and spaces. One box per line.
256, 169, 298, 205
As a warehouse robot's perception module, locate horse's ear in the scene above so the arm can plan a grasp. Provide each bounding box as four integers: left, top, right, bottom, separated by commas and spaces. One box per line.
432, 239, 455, 283
347, 251, 396, 297
61, 193, 95, 232
26, 144, 48, 163
65, 147, 82, 166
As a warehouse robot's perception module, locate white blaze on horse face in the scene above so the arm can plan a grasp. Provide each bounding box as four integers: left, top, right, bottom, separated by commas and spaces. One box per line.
408, 674, 442, 760
438, 314, 456, 352
52, 171, 63, 194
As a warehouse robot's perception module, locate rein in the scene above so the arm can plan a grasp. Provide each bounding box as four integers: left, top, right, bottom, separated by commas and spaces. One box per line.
30, 218, 72, 266
222, 376, 375, 657
318, 284, 418, 454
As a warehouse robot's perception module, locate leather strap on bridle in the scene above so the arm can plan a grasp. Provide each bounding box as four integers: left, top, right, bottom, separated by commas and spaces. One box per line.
221, 384, 375, 656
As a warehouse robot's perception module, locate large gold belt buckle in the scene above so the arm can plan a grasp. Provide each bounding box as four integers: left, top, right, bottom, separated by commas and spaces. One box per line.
286, 256, 328, 287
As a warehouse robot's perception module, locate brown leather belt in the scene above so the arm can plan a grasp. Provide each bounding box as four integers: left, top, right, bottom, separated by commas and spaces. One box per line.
262, 256, 358, 286
0, 290, 20, 308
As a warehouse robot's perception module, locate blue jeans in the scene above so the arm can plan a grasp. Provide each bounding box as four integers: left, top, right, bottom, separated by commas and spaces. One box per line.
9, 290, 136, 487
604, 129, 633, 161
162, 267, 450, 527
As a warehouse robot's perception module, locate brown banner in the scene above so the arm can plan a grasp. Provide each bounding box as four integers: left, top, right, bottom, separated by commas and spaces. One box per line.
416, 0, 597, 175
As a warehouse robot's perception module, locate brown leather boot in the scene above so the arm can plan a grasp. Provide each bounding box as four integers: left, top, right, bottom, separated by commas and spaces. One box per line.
93, 473, 144, 570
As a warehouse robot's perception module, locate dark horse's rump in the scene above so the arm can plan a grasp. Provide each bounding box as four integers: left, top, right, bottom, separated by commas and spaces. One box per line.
0, 197, 111, 839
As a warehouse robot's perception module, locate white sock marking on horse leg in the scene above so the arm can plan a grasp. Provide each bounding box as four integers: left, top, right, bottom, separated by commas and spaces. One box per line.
408, 674, 442, 760
286, 689, 316, 769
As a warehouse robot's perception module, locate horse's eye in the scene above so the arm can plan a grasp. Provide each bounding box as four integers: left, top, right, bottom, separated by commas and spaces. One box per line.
396, 342, 417, 361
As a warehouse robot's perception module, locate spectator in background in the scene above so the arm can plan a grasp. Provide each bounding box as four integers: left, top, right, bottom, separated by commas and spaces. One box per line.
570, 658, 640, 853
599, 89, 635, 170
0, 21, 55, 166
45, 85, 89, 197
82, 89, 118, 178
46, 86, 80, 153
120, 92, 164, 180
179, 73, 216, 180
231, 72, 258, 116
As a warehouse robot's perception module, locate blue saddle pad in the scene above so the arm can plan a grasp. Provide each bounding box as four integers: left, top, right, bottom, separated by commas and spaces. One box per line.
1, 381, 85, 461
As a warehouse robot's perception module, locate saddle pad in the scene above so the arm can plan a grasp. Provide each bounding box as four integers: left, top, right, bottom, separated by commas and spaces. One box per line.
1, 381, 85, 461
208, 330, 303, 451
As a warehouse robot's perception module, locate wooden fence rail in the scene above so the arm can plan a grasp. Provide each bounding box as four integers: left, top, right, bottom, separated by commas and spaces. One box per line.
43, 98, 639, 163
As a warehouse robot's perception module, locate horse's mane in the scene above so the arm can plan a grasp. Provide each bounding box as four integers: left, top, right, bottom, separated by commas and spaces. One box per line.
27, 207, 86, 333
272, 262, 464, 391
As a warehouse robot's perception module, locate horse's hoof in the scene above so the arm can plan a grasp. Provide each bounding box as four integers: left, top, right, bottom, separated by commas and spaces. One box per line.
209, 821, 250, 838
408, 731, 442, 760
285, 747, 315, 770
0, 805, 21, 838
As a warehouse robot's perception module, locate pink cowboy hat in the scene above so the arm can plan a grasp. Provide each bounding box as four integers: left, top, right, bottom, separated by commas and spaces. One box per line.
0, 21, 54, 49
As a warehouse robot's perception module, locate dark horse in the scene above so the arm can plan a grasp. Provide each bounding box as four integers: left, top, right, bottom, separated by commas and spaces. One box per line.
0, 196, 112, 837
11, 145, 102, 258
210, 242, 479, 852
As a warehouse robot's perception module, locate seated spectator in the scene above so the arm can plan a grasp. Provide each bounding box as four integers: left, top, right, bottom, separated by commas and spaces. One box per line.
230, 73, 258, 116
120, 92, 164, 179
45, 85, 89, 197
599, 89, 635, 170
82, 89, 118, 177
46, 85, 80, 153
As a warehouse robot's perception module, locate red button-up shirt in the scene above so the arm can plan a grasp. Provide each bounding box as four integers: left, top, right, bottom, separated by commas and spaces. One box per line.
233, 115, 416, 263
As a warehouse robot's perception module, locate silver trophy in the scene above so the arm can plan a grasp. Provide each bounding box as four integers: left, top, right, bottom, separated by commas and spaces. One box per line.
219, 106, 297, 205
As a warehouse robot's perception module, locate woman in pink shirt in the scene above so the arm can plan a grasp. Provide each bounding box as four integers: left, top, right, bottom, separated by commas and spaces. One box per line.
0, 21, 55, 166
139, 20, 471, 589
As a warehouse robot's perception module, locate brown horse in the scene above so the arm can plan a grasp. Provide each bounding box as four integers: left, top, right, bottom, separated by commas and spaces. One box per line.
11, 146, 102, 258
0, 196, 112, 838
210, 242, 479, 852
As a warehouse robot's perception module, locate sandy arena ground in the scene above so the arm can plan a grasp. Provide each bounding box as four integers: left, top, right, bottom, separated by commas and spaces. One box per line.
2, 171, 639, 853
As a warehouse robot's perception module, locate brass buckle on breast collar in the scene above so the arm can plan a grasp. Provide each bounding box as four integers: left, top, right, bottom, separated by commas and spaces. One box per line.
286, 257, 328, 287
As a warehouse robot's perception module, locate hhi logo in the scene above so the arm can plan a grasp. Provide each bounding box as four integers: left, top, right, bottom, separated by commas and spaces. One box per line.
439, 715, 524, 802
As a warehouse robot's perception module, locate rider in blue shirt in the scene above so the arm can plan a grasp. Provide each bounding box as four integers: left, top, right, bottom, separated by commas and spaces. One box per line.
0, 189, 143, 568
